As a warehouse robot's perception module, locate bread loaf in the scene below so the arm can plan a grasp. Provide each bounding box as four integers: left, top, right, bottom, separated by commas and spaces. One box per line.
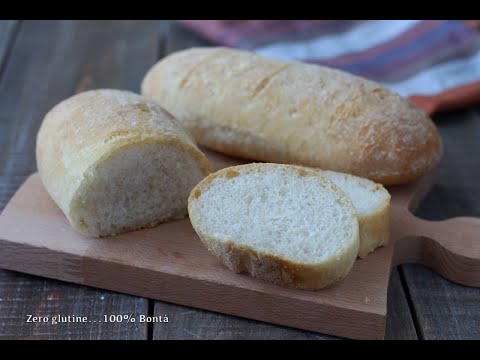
188, 163, 360, 290
142, 47, 443, 185
36, 89, 212, 237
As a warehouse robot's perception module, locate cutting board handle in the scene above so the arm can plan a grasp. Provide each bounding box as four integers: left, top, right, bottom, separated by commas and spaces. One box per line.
393, 208, 480, 287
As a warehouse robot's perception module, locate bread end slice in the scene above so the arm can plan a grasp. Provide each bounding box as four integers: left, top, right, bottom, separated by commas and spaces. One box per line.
356, 203, 390, 258
319, 170, 390, 258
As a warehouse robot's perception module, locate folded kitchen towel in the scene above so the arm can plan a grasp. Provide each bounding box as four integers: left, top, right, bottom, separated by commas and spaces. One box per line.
178, 20, 480, 115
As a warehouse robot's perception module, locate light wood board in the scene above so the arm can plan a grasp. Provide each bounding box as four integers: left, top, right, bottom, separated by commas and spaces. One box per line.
0, 149, 478, 339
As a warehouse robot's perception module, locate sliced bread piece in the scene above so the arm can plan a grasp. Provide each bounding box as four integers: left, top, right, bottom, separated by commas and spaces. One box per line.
188, 163, 360, 290
316, 170, 391, 258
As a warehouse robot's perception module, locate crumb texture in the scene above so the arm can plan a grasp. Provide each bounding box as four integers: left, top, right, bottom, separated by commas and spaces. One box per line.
319, 170, 390, 215
188, 163, 360, 289
36, 89, 211, 237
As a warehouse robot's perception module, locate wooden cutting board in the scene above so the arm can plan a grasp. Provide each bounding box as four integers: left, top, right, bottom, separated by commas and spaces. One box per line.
0, 149, 479, 340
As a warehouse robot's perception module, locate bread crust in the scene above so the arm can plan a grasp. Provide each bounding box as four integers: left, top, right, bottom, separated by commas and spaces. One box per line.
317, 169, 391, 258
36, 89, 212, 237
142, 47, 443, 185
356, 203, 389, 258
188, 163, 360, 290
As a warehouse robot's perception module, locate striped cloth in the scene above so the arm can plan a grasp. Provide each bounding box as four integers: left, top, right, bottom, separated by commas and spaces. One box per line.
178, 20, 480, 115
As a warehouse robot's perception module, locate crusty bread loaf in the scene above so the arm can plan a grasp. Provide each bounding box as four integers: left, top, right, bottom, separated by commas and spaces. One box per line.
188, 163, 360, 290
36, 89, 212, 237
142, 47, 443, 185
316, 170, 390, 258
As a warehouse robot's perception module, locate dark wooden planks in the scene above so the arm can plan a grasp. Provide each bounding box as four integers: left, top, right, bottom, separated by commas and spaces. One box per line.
0, 21, 18, 76
401, 265, 480, 340
0, 21, 19, 171
152, 267, 416, 340
0, 271, 148, 340
153, 302, 336, 340
0, 20, 163, 339
402, 105, 480, 340
165, 21, 210, 54
385, 269, 417, 339
151, 22, 417, 340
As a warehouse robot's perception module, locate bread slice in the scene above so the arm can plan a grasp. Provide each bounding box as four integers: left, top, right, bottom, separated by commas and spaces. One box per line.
316, 170, 391, 258
36, 89, 212, 237
188, 163, 360, 290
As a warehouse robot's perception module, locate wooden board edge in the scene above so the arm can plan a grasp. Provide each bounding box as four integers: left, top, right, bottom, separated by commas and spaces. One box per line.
0, 237, 386, 340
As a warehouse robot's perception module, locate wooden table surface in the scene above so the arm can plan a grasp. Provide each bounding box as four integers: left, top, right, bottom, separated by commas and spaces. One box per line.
0, 20, 478, 340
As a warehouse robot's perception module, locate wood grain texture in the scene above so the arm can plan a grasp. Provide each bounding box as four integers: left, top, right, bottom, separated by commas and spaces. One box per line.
401, 106, 480, 339
1, 139, 465, 340
0, 20, 18, 75
0, 271, 148, 340
153, 302, 336, 340
388, 166, 480, 287
152, 268, 415, 340
0, 20, 162, 340
0, 20, 18, 182
0, 168, 393, 340
385, 269, 418, 340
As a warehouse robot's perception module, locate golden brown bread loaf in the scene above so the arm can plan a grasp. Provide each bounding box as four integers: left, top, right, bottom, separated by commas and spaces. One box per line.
142, 47, 443, 185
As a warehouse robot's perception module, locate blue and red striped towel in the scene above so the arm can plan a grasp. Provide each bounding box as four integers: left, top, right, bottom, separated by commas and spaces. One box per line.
178, 20, 480, 115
